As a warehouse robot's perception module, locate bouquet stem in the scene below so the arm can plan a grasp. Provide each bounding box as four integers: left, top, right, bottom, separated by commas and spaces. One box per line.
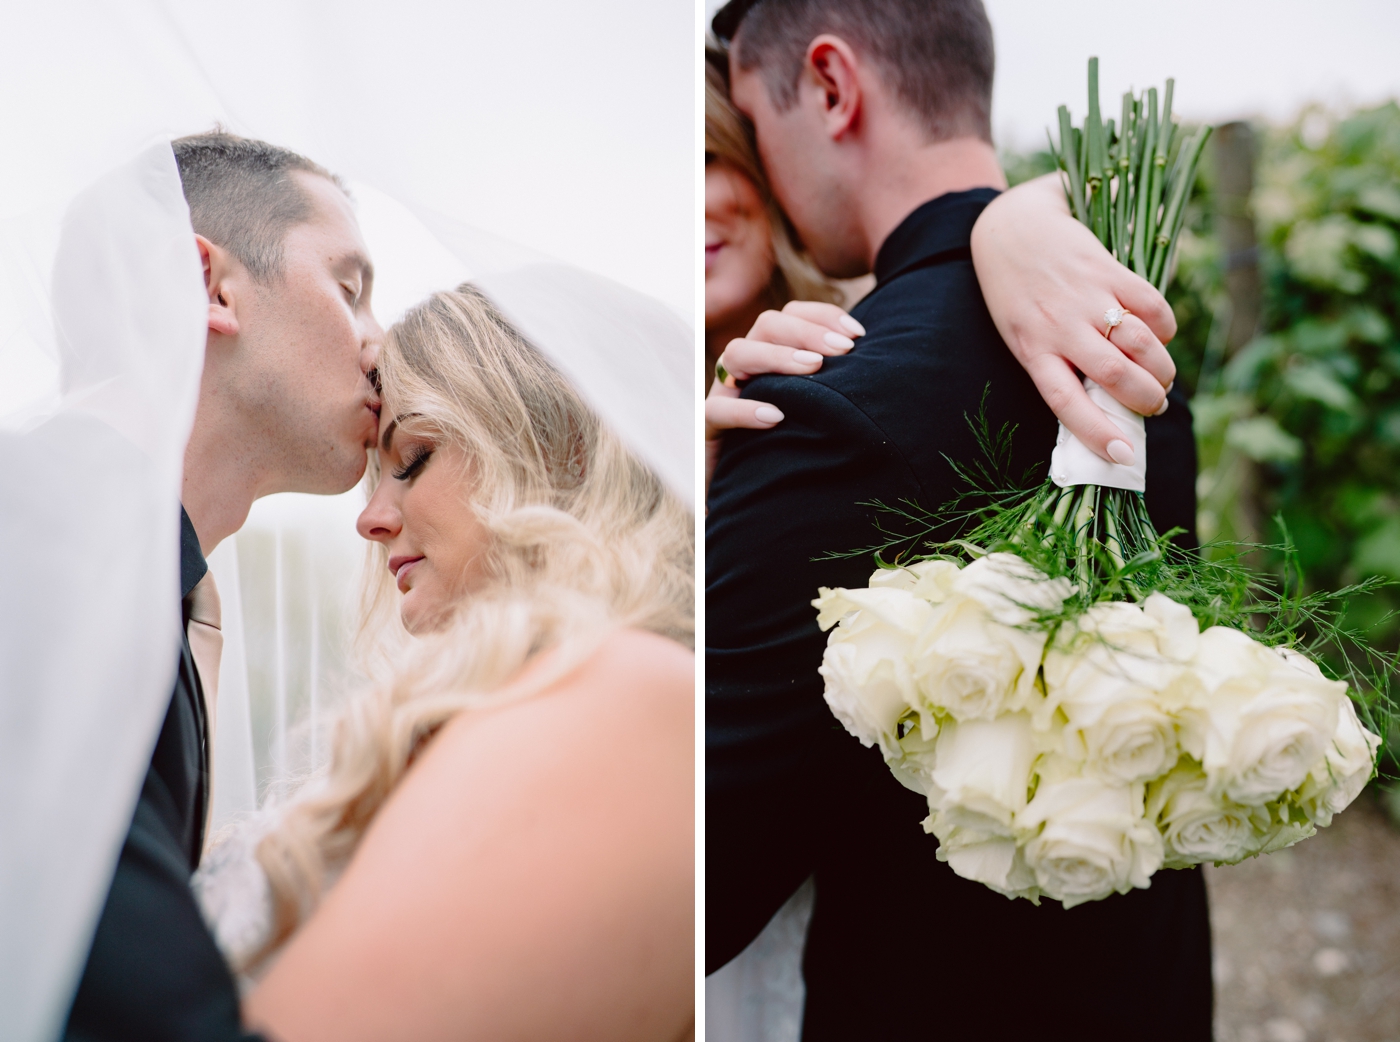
1051, 59, 1212, 293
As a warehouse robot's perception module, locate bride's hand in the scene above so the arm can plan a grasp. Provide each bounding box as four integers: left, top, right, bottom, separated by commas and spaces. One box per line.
971, 172, 1178, 464
705, 301, 865, 496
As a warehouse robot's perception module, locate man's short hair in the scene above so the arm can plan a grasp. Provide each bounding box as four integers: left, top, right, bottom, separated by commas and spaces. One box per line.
172, 131, 345, 283
713, 0, 995, 144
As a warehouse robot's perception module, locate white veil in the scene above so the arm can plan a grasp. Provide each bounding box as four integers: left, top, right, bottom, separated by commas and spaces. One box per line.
0, 4, 694, 1039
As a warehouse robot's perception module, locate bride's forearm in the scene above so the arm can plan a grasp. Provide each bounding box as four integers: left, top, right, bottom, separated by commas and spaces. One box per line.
971, 172, 1178, 463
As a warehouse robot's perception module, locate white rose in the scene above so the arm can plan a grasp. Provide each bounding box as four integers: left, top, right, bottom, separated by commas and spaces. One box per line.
1018, 759, 1163, 907
954, 552, 1073, 626
1041, 601, 1201, 784
1186, 629, 1342, 806
1298, 695, 1380, 827
911, 593, 1048, 722
1058, 676, 1179, 785
921, 714, 1041, 900
868, 558, 962, 604
906, 553, 1074, 724
814, 586, 932, 755
885, 716, 941, 795
1145, 759, 1260, 867
1143, 591, 1201, 663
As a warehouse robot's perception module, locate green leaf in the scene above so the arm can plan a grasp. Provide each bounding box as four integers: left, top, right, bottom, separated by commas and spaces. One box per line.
1190, 392, 1252, 439
1291, 319, 1349, 357
1357, 183, 1400, 221
1377, 408, 1400, 448
1284, 362, 1358, 412
1223, 335, 1287, 393
1354, 518, 1400, 579
1353, 223, 1397, 260
1225, 415, 1304, 463
1347, 306, 1392, 345
1286, 216, 1368, 293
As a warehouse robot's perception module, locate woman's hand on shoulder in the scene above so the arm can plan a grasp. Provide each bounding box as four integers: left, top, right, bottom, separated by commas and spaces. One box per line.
705, 300, 865, 495
970, 172, 1178, 463
244, 629, 694, 1042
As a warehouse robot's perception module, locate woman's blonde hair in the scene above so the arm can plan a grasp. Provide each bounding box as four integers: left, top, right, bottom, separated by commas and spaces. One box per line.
705, 46, 841, 309
244, 285, 693, 969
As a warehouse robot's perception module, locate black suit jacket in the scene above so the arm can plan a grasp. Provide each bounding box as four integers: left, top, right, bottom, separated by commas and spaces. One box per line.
706, 190, 1212, 1040
64, 509, 263, 1042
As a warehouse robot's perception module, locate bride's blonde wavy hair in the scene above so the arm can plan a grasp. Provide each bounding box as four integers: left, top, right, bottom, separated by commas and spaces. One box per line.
244, 284, 693, 970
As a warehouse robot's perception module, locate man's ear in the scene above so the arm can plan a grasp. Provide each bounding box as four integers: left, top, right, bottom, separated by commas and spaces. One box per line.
196, 234, 240, 338
805, 35, 862, 140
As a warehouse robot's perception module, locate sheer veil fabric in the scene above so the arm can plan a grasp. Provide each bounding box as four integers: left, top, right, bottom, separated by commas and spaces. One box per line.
0, 143, 208, 1042
0, 4, 693, 1039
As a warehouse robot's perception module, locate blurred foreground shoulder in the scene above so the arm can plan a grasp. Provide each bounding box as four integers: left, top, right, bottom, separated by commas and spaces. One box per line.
245, 626, 695, 1042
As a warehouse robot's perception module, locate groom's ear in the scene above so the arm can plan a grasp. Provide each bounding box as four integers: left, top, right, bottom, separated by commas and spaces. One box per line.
805, 35, 861, 141
195, 234, 240, 338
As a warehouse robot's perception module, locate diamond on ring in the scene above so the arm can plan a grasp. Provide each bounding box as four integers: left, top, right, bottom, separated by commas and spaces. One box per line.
1103, 306, 1130, 338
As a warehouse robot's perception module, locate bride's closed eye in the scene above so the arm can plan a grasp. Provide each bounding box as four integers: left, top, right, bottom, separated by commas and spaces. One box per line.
392, 444, 433, 481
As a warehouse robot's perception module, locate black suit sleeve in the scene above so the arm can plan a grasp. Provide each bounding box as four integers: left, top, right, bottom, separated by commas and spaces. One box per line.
63, 686, 264, 1042
64, 802, 257, 1042
704, 375, 923, 972
1144, 385, 1200, 547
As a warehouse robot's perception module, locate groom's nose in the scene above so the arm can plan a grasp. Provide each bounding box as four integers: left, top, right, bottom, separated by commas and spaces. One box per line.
360, 335, 382, 385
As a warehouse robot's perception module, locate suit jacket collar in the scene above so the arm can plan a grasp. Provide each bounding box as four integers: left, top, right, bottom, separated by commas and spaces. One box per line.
179, 507, 208, 600
872, 187, 1002, 287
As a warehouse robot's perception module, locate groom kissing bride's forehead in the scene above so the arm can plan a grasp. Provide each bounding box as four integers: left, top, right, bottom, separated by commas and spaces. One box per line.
706, 1, 1210, 1040
67, 126, 696, 1042
177, 133, 385, 552
65, 131, 382, 1041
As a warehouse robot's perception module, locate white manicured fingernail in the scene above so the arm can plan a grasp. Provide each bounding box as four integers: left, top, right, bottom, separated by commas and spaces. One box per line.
823, 331, 855, 350
793, 349, 823, 365
1154, 397, 1170, 416
1106, 439, 1136, 466
755, 406, 784, 424
1166, 381, 1175, 394
839, 315, 866, 336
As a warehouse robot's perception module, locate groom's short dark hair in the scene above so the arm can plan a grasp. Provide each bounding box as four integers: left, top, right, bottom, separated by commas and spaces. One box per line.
714, 0, 995, 144
172, 130, 346, 283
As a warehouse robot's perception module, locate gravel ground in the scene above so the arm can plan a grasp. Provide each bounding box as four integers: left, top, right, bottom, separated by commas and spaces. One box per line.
1207, 793, 1400, 1041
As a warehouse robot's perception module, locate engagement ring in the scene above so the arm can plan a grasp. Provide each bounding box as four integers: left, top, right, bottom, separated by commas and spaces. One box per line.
1103, 306, 1130, 338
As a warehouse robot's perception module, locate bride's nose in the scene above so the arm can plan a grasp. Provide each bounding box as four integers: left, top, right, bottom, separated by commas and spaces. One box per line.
356, 484, 401, 542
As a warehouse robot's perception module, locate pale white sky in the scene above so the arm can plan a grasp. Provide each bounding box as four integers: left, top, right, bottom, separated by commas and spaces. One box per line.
985, 0, 1400, 150
705, 0, 1400, 150
1, 0, 695, 318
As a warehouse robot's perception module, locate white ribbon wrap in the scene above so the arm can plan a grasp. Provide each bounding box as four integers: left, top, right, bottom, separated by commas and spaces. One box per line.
1048, 379, 1148, 492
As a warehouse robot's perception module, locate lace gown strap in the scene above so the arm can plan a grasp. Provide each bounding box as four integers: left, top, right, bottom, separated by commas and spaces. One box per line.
192, 811, 278, 985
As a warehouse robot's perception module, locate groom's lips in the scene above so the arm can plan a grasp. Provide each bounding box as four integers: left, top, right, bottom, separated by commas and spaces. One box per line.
389, 555, 424, 592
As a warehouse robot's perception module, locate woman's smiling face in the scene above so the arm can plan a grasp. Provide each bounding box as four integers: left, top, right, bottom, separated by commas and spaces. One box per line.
356, 410, 493, 633
705, 159, 775, 328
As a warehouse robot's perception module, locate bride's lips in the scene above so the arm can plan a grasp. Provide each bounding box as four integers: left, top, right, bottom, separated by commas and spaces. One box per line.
705, 241, 721, 271
389, 555, 424, 592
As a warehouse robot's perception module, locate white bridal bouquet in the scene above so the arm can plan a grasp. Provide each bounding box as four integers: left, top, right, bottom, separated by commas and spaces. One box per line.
813, 62, 1389, 908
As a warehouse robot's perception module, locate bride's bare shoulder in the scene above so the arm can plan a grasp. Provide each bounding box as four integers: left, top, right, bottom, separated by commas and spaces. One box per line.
442, 626, 693, 756
542, 626, 693, 713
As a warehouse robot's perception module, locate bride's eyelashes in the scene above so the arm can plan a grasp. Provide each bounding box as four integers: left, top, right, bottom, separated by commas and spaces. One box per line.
392, 443, 433, 481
